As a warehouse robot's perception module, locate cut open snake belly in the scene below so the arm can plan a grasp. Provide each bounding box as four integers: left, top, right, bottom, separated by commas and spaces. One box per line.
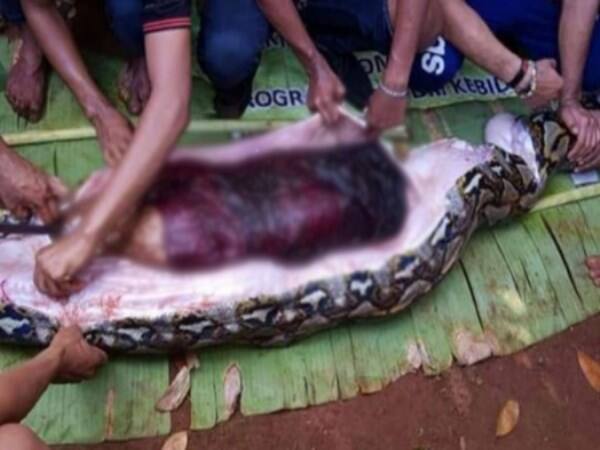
0, 111, 573, 353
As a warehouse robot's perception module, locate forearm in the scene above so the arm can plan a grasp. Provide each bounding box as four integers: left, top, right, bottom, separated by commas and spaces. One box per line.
257, 0, 320, 70
20, 0, 108, 118
80, 31, 191, 241
0, 137, 21, 170
0, 348, 60, 424
559, 0, 599, 101
439, 0, 520, 83
384, 0, 430, 89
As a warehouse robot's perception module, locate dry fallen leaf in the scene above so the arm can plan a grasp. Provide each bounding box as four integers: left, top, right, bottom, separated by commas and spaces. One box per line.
496, 400, 520, 437
223, 363, 242, 420
577, 351, 600, 392
161, 431, 188, 450
156, 366, 191, 412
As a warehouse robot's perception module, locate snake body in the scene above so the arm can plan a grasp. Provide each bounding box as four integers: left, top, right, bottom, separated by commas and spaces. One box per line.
0, 112, 574, 352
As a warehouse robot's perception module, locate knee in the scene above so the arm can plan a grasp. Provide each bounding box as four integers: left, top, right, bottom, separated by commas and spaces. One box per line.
0, 424, 48, 450
198, 30, 263, 89
410, 37, 463, 93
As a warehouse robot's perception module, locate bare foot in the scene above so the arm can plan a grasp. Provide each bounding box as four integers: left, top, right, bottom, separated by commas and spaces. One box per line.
585, 256, 600, 287
0, 138, 68, 224
88, 102, 133, 167
5, 25, 49, 123
118, 57, 151, 116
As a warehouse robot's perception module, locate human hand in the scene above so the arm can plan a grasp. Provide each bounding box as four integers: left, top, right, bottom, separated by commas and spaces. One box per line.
523, 59, 563, 109
34, 229, 98, 298
562, 100, 600, 171
48, 326, 107, 383
306, 54, 346, 124
90, 104, 133, 167
0, 150, 67, 224
366, 87, 408, 137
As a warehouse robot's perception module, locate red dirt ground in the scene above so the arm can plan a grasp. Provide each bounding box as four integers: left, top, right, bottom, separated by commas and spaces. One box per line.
55, 314, 600, 450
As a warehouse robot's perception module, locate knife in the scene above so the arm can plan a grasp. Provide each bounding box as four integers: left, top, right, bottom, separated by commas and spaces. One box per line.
0, 221, 63, 236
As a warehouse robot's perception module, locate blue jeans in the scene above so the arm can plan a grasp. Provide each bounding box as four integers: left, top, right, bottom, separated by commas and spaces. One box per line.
104, 0, 144, 57
0, 0, 25, 24
467, 0, 600, 92
299, 0, 464, 93
197, 0, 462, 94
197, 0, 271, 91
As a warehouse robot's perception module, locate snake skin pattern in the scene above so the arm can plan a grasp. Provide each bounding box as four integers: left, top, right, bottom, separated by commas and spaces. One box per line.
0, 112, 574, 353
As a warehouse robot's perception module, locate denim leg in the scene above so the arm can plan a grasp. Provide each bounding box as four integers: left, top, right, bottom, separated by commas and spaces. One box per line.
581, 22, 600, 92
197, 0, 270, 91
410, 37, 464, 93
0, 0, 26, 24
470, 0, 599, 92
104, 0, 145, 57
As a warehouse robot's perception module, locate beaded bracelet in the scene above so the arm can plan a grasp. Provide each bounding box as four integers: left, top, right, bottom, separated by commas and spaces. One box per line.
379, 81, 408, 99
518, 61, 538, 99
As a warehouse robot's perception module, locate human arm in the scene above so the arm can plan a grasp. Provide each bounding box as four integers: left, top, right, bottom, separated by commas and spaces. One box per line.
0, 137, 66, 224
0, 326, 107, 425
366, 0, 429, 134
34, 29, 192, 298
438, 0, 563, 108
256, 0, 345, 123
21, 0, 132, 166
558, 0, 600, 169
